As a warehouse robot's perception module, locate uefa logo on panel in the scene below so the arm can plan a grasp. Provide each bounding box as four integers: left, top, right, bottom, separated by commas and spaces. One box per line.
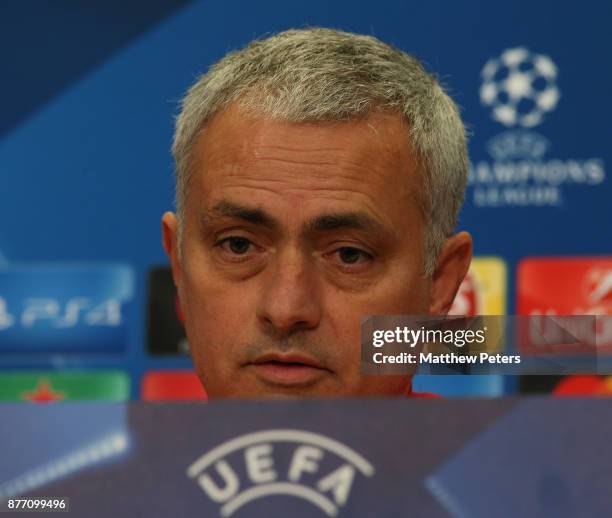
471, 47, 606, 208
186, 429, 375, 516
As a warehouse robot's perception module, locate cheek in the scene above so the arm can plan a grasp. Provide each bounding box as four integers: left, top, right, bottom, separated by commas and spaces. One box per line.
325, 269, 429, 322
179, 258, 255, 356
380, 258, 430, 313
322, 274, 428, 366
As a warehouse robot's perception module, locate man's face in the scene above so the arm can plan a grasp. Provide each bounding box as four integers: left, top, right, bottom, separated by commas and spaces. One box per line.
163, 104, 468, 398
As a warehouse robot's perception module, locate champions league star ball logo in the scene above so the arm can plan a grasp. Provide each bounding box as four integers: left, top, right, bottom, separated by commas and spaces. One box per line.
480, 47, 560, 128
471, 46, 606, 208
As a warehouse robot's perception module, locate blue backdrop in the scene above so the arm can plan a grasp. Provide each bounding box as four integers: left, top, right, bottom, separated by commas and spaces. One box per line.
1, 0, 610, 397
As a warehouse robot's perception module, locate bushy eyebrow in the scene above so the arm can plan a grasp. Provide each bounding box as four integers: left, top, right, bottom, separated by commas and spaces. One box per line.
303, 212, 388, 235
202, 201, 278, 230
201, 200, 393, 239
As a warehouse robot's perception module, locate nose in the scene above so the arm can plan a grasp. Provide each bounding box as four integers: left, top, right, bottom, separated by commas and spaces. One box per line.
256, 248, 322, 335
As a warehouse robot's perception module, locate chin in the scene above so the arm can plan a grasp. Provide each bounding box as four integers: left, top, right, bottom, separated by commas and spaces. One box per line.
205, 379, 345, 399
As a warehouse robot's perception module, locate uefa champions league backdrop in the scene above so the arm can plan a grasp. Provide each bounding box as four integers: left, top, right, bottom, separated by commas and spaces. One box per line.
0, 0, 610, 398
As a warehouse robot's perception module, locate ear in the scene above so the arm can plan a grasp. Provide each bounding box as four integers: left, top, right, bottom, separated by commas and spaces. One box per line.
429, 231, 473, 315
161, 211, 183, 291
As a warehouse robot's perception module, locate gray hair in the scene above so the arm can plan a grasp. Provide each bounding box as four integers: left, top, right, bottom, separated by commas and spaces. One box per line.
172, 27, 468, 276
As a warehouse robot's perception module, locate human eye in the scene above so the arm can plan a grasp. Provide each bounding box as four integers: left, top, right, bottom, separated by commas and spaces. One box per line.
215, 236, 259, 260
327, 245, 374, 271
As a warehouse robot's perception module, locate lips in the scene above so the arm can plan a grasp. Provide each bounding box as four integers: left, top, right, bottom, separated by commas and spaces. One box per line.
248, 353, 329, 386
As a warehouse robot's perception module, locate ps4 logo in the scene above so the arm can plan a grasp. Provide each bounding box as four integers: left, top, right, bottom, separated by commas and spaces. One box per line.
0, 296, 122, 331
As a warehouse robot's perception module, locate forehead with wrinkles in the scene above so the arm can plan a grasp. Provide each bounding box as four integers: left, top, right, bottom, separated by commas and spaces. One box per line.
186, 103, 423, 229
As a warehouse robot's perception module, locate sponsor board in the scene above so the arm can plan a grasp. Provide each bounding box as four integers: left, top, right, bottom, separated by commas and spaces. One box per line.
141, 370, 206, 401
147, 266, 189, 356
0, 264, 133, 354
517, 257, 612, 354
449, 257, 507, 316
0, 371, 129, 402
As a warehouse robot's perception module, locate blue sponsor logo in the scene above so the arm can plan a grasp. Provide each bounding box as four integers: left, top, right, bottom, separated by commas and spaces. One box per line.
0, 264, 133, 353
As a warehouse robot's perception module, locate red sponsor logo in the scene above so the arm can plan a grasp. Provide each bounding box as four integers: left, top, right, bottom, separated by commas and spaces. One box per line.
518, 258, 612, 315
517, 258, 612, 352
22, 380, 64, 403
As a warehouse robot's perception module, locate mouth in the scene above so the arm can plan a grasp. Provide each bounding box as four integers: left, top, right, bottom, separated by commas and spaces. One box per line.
247, 353, 330, 386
